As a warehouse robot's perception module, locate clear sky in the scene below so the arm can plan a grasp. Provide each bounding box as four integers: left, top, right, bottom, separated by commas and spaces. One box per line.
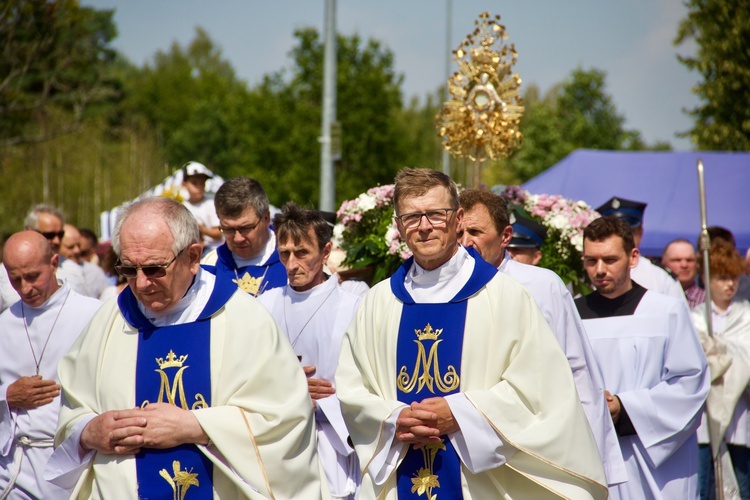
82, 0, 699, 151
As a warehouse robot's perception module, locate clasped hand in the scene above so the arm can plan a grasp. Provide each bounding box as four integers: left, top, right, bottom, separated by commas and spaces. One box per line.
303, 365, 335, 411
81, 403, 208, 455
6, 375, 60, 409
396, 397, 459, 449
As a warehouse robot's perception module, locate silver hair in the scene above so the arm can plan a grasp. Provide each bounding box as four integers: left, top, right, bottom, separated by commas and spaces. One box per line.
111, 197, 199, 257
24, 204, 65, 229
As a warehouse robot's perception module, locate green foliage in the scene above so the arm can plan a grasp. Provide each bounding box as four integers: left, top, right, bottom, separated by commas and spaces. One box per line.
122, 27, 247, 173
489, 68, 669, 184
248, 28, 408, 207
0, 0, 119, 146
334, 185, 407, 285
675, 0, 750, 150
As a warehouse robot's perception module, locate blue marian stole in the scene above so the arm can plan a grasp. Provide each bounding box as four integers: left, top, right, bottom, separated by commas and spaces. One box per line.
391, 248, 497, 500
118, 277, 236, 500
202, 243, 287, 297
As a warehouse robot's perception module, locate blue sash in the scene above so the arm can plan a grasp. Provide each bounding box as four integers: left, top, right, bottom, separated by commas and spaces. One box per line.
202, 243, 287, 297
118, 277, 236, 499
391, 248, 496, 499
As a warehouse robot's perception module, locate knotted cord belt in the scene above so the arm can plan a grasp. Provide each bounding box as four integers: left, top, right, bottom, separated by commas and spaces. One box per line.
0, 436, 54, 499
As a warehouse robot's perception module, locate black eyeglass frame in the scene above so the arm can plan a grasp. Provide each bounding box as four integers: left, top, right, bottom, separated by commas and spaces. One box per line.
38, 230, 65, 240
394, 208, 457, 228
115, 248, 186, 279
219, 219, 263, 238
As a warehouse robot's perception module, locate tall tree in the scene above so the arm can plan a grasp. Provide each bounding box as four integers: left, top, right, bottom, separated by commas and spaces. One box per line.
235, 28, 407, 206
0, 0, 119, 146
675, 0, 750, 150
123, 27, 248, 172
487, 67, 669, 185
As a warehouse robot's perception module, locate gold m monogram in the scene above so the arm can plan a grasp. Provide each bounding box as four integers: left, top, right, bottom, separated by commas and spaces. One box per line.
397, 324, 459, 394
141, 350, 207, 410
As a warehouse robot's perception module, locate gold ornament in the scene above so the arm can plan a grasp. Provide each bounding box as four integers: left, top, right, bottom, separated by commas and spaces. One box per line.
436, 12, 524, 185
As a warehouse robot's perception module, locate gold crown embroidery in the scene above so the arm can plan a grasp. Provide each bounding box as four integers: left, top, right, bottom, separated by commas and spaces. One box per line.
156, 350, 188, 369
233, 272, 263, 296
415, 324, 442, 341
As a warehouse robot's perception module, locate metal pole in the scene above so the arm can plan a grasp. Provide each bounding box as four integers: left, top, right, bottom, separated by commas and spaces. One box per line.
441, 0, 452, 175
319, 0, 337, 211
698, 158, 724, 499
697, 159, 713, 338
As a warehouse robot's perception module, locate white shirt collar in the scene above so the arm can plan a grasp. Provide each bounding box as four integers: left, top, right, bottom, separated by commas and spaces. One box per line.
404, 245, 475, 303
233, 230, 276, 268
140, 267, 216, 327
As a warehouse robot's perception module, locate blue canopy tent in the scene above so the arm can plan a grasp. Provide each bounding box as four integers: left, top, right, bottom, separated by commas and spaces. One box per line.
521, 150, 750, 256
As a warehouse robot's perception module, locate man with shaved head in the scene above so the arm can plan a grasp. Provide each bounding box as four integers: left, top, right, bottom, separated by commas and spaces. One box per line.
0, 231, 101, 498
0, 205, 89, 311
47, 197, 323, 498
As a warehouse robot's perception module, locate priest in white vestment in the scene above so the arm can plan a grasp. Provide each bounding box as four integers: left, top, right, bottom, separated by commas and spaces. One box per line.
576, 215, 710, 499
458, 187, 626, 486
690, 240, 750, 499
337, 168, 608, 499
259, 202, 362, 499
46, 197, 324, 499
0, 231, 102, 499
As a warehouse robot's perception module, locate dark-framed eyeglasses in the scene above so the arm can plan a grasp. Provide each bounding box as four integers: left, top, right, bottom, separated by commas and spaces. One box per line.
38, 230, 65, 241
115, 248, 185, 279
219, 220, 262, 238
395, 208, 457, 229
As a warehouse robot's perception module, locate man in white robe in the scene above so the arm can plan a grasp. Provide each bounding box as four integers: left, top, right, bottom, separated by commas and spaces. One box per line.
258, 202, 361, 499
0, 206, 89, 311
595, 196, 685, 300
575, 215, 710, 499
0, 231, 102, 499
336, 168, 608, 499
45, 197, 324, 499
458, 188, 626, 485
60, 224, 109, 299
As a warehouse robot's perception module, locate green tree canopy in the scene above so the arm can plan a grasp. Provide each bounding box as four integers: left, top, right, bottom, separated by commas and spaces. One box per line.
233, 27, 407, 206
486, 67, 669, 185
0, 0, 119, 146
675, 0, 750, 150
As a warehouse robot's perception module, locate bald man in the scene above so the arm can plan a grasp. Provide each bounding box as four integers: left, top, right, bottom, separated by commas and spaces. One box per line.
0, 206, 89, 311
60, 224, 108, 300
0, 231, 101, 498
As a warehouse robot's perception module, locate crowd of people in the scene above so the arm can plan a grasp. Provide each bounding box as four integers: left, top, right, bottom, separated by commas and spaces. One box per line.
0, 164, 749, 499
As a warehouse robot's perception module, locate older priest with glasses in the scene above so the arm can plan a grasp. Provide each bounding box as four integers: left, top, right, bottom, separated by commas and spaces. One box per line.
336, 167, 608, 499
46, 197, 324, 499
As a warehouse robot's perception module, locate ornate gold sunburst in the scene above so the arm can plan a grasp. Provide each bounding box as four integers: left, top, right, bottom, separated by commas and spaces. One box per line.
436, 12, 524, 184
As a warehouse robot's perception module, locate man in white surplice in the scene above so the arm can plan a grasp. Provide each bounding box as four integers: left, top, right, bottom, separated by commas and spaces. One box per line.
0, 231, 101, 498
258, 202, 362, 499
575, 215, 710, 499
336, 168, 608, 499
0, 206, 90, 312
458, 188, 626, 486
